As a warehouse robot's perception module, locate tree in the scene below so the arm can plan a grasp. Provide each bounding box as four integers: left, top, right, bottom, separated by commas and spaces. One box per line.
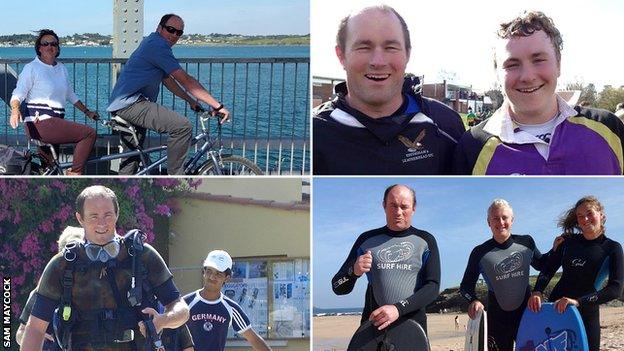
485, 89, 504, 110
565, 81, 597, 106
597, 86, 624, 112
582, 84, 598, 106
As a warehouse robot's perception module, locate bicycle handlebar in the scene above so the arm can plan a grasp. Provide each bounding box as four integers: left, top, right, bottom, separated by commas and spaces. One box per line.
195, 106, 227, 124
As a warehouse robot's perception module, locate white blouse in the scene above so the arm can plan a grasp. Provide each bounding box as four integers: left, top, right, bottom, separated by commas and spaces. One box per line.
11, 56, 79, 122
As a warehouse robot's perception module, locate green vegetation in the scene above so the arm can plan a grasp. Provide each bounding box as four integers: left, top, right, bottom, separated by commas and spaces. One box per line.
187, 33, 309, 45
428, 273, 563, 313
597, 86, 624, 112
0, 33, 309, 46
430, 272, 624, 314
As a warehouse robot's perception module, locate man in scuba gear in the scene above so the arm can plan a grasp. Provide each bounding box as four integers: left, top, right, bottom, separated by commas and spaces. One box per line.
21, 185, 190, 351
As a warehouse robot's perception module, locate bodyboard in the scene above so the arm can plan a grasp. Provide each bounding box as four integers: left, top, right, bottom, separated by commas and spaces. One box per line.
464, 309, 488, 351
347, 318, 430, 351
515, 302, 589, 351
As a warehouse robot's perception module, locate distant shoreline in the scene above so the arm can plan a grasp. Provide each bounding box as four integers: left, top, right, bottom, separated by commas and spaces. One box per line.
0, 33, 310, 47
0, 44, 310, 48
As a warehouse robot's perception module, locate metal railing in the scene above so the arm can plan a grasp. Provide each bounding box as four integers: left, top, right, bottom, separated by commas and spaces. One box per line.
1, 57, 310, 175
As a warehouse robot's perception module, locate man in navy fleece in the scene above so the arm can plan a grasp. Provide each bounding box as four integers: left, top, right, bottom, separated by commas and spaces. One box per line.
313, 5, 465, 175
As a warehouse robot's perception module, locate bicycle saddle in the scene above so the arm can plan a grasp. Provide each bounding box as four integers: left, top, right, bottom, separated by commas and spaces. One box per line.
109, 115, 141, 148
110, 115, 135, 129
30, 138, 53, 147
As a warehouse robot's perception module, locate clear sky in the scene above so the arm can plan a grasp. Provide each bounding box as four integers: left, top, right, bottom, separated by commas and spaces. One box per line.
0, 0, 309, 36
313, 177, 624, 309
311, 0, 624, 91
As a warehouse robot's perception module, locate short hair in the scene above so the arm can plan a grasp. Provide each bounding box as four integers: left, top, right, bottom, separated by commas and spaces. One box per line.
58, 226, 84, 249
35, 29, 60, 58
487, 199, 513, 219
382, 184, 416, 208
616, 102, 624, 111
494, 11, 563, 69
336, 5, 411, 52
159, 13, 182, 27
75, 185, 119, 216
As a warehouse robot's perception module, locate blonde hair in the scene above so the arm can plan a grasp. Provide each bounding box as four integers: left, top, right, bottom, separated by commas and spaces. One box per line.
487, 199, 513, 219
57, 226, 84, 249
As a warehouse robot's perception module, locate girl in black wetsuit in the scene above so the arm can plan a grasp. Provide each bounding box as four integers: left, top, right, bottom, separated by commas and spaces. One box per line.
528, 196, 624, 351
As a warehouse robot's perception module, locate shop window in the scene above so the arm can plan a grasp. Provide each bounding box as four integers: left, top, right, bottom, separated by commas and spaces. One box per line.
225, 258, 310, 339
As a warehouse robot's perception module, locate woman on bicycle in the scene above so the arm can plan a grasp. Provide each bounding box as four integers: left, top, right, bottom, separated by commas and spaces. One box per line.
528, 196, 624, 351
9, 29, 99, 175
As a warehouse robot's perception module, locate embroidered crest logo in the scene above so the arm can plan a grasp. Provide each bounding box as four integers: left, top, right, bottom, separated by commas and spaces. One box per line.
398, 129, 434, 164
398, 130, 426, 152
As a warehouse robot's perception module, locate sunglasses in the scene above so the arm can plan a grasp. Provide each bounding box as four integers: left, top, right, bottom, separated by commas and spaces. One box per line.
162, 25, 184, 37
41, 41, 59, 47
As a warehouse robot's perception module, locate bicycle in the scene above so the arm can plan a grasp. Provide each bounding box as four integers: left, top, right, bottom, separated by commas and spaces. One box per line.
32, 108, 263, 175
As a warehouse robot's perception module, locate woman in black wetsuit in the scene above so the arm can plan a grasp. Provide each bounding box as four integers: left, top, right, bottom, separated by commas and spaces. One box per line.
528, 196, 624, 351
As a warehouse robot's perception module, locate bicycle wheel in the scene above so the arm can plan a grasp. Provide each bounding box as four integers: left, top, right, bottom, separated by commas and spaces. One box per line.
197, 155, 263, 175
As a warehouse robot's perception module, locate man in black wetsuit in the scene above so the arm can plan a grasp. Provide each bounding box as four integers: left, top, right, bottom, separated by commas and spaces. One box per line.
331, 184, 440, 333
312, 4, 465, 175
460, 199, 554, 351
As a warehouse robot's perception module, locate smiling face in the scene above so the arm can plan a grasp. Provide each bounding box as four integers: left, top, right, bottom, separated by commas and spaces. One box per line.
336, 8, 410, 117
157, 15, 184, 46
495, 30, 560, 124
575, 202, 605, 238
488, 205, 514, 242
76, 197, 118, 245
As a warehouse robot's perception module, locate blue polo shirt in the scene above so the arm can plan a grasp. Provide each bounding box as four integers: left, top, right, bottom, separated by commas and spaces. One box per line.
107, 32, 182, 112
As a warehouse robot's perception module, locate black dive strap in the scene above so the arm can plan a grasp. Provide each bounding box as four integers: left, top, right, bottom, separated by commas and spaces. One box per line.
125, 229, 165, 351
53, 244, 79, 351
69, 307, 138, 345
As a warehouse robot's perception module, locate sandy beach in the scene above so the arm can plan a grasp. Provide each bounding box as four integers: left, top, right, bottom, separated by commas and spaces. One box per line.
313, 306, 624, 351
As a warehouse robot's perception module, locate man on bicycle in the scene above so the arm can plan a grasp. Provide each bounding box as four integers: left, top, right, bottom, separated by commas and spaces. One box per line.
107, 13, 230, 175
